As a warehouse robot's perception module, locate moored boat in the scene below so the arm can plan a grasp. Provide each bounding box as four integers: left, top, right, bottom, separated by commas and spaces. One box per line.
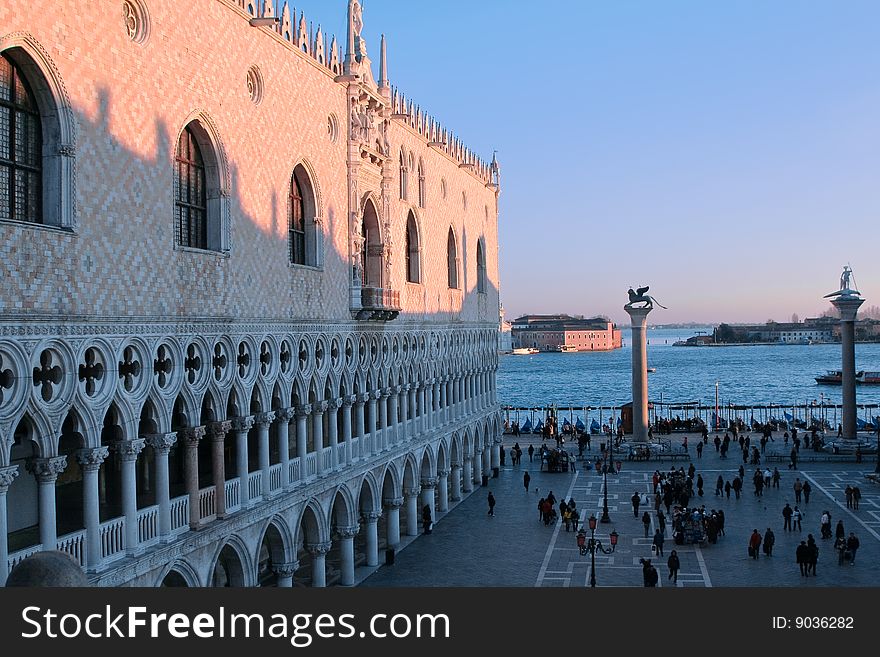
512, 347, 539, 355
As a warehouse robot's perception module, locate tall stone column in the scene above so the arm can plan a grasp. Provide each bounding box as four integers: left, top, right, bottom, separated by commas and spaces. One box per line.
625, 304, 653, 443
0, 465, 20, 586
312, 403, 326, 476
208, 421, 231, 516
307, 542, 331, 588
491, 440, 501, 477
384, 497, 402, 547
388, 387, 399, 446
378, 390, 389, 452
400, 385, 410, 441
831, 295, 865, 441
145, 433, 176, 541
273, 561, 298, 588
354, 395, 366, 457
232, 416, 254, 506
462, 457, 473, 493
437, 470, 449, 512
420, 478, 437, 517
275, 408, 295, 488
76, 447, 108, 570
408, 385, 418, 437
404, 487, 420, 536
181, 427, 205, 529
336, 525, 360, 586
342, 397, 353, 466
450, 463, 462, 502
27, 456, 67, 550
439, 378, 448, 425
365, 393, 378, 457
432, 381, 441, 427
117, 439, 145, 555
474, 449, 484, 486
327, 399, 340, 470
255, 411, 275, 496
361, 511, 381, 566
295, 406, 310, 476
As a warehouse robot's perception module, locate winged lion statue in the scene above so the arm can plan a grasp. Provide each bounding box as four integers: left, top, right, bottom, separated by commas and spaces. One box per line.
626, 286, 667, 310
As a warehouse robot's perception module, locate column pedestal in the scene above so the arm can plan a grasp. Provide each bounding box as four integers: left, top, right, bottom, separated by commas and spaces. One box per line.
832, 295, 865, 441
625, 304, 653, 442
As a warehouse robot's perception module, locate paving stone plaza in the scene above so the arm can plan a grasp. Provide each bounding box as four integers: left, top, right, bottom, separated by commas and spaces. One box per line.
363, 434, 880, 587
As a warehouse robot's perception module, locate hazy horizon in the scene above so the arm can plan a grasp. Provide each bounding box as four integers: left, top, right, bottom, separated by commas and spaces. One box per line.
282, 1, 879, 324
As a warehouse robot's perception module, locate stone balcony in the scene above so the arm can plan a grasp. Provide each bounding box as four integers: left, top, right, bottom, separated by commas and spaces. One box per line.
355, 287, 402, 321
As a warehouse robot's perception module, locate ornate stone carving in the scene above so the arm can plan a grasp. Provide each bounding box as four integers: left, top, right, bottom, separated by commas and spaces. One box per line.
273, 561, 299, 578
208, 420, 232, 440
335, 524, 360, 540
116, 439, 146, 460
179, 426, 206, 447
295, 405, 312, 418
312, 401, 328, 415
145, 432, 177, 452
306, 542, 332, 557
383, 496, 404, 509
437, 470, 449, 478
76, 446, 109, 471
231, 416, 255, 433
26, 456, 68, 481
404, 486, 421, 498
253, 411, 276, 427
360, 510, 382, 523
420, 477, 437, 489
0, 465, 20, 490
275, 407, 296, 423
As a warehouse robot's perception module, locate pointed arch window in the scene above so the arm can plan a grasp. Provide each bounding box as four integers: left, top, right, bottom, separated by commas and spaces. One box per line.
289, 174, 306, 264
288, 164, 321, 268
417, 159, 426, 208
399, 150, 408, 200
476, 239, 487, 294
405, 211, 420, 284
447, 227, 459, 289
0, 53, 42, 224
174, 125, 207, 249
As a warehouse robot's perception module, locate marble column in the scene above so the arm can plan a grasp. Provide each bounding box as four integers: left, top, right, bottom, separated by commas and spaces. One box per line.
437, 470, 449, 512
181, 427, 205, 529
232, 416, 254, 507
26, 456, 67, 550
117, 439, 145, 555
491, 441, 501, 478
75, 447, 108, 570
275, 408, 295, 488
462, 457, 473, 493
384, 497, 403, 547
420, 478, 437, 517
432, 381, 441, 428
273, 560, 298, 588
254, 411, 275, 496
342, 397, 353, 466
295, 406, 310, 476
327, 399, 340, 471
625, 304, 652, 442
336, 525, 360, 586
408, 385, 418, 437
312, 403, 327, 476
307, 542, 331, 588
450, 463, 462, 501
439, 378, 448, 425
208, 421, 231, 516
388, 388, 400, 446
0, 465, 20, 586
361, 511, 381, 566
474, 449, 484, 486
365, 393, 378, 457
145, 433, 177, 541
832, 294, 865, 441
377, 390, 389, 452
404, 487, 420, 536
400, 385, 410, 441
354, 396, 366, 457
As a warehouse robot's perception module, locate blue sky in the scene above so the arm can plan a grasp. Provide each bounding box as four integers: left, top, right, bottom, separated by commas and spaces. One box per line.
286, 1, 879, 324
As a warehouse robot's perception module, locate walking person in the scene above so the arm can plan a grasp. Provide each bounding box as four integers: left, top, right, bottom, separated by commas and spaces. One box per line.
642, 510, 651, 538
667, 550, 680, 583
793, 506, 803, 532
763, 528, 775, 557
696, 441, 703, 459
528, 444, 534, 463
807, 534, 819, 575
835, 519, 845, 542
852, 486, 861, 510
793, 478, 803, 504
523, 471, 531, 493
422, 504, 433, 535
802, 480, 812, 504
657, 509, 667, 536
724, 480, 732, 499
652, 529, 665, 557
845, 485, 853, 509
748, 529, 762, 560
782, 503, 793, 531
772, 467, 781, 489
632, 491, 641, 518
846, 532, 860, 565
796, 541, 809, 577
642, 559, 659, 587
487, 491, 496, 517
715, 475, 723, 496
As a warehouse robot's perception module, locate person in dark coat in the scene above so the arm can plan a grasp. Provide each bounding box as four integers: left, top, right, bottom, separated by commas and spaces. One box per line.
653, 529, 665, 557
642, 559, 659, 587
852, 486, 861, 510
796, 541, 808, 576
632, 491, 641, 518
642, 511, 651, 538
523, 471, 531, 493
807, 534, 819, 575
667, 550, 680, 583
487, 491, 496, 517
422, 504, 433, 534
802, 480, 812, 504
835, 519, 845, 541
528, 444, 534, 462
763, 528, 775, 556
715, 475, 724, 496
657, 509, 667, 536
748, 529, 762, 560
724, 480, 732, 499
846, 532, 860, 565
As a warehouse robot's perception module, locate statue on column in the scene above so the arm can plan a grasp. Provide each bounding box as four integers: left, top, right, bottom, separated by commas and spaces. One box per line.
825, 265, 860, 299
625, 286, 667, 310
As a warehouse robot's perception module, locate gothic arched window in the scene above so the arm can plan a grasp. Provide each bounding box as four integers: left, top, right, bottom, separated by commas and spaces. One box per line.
447, 227, 459, 289
417, 159, 426, 208
289, 174, 305, 265
288, 164, 321, 267
405, 211, 420, 284
476, 239, 487, 293
399, 150, 408, 200
174, 125, 207, 249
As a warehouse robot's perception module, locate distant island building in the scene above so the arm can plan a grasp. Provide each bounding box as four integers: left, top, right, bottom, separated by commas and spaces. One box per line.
511, 315, 622, 352
686, 316, 880, 345
498, 304, 513, 353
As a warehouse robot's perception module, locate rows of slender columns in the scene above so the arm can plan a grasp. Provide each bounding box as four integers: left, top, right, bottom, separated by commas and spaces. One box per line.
0, 466, 19, 586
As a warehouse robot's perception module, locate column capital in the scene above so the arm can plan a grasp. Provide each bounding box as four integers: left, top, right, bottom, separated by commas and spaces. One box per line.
383, 496, 404, 509
254, 411, 276, 427
0, 464, 20, 491
437, 469, 449, 478
275, 407, 296, 423
474, 448, 484, 456
76, 446, 109, 471
402, 384, 411, 392
306, 541, 332, 557
208, 420, 232, 440
450, 461, 461, 470
420, 477, 438, 490
231, 415, 255, 432
462, 455, 473, 463
273, 561, 299, 578
179, 426, 206, 447
295, 405, 312, 418
379, 388, 391, 400
342, 396, 354, 409
359, 393, 371, 404
335, 524, 360, 540
312, 401, 328, 414
145, 432, 177, 453
391, 384, 403, 395
326, 399, 340, 412
404, 486, 422, 498
361, 510, 382, 523
26, 456, 67, 482
115, 438, 146, 461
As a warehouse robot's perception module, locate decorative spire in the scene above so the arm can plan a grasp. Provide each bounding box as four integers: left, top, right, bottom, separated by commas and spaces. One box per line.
378, 34, 388, 89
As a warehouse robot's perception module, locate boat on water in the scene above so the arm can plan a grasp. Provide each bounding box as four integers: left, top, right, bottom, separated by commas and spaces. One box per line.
559, 344, 578, 353
647, 367, 656, 373
512, 347, 539, 355
815, 370, 880, 385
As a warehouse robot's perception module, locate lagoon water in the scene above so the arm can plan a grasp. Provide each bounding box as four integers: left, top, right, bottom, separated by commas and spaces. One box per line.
498, 327, 880, 412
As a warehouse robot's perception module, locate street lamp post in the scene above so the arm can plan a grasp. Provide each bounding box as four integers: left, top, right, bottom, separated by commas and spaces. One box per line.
600, 438, 611, 523
586, 514, 618, 588
714, 381, 719, 431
